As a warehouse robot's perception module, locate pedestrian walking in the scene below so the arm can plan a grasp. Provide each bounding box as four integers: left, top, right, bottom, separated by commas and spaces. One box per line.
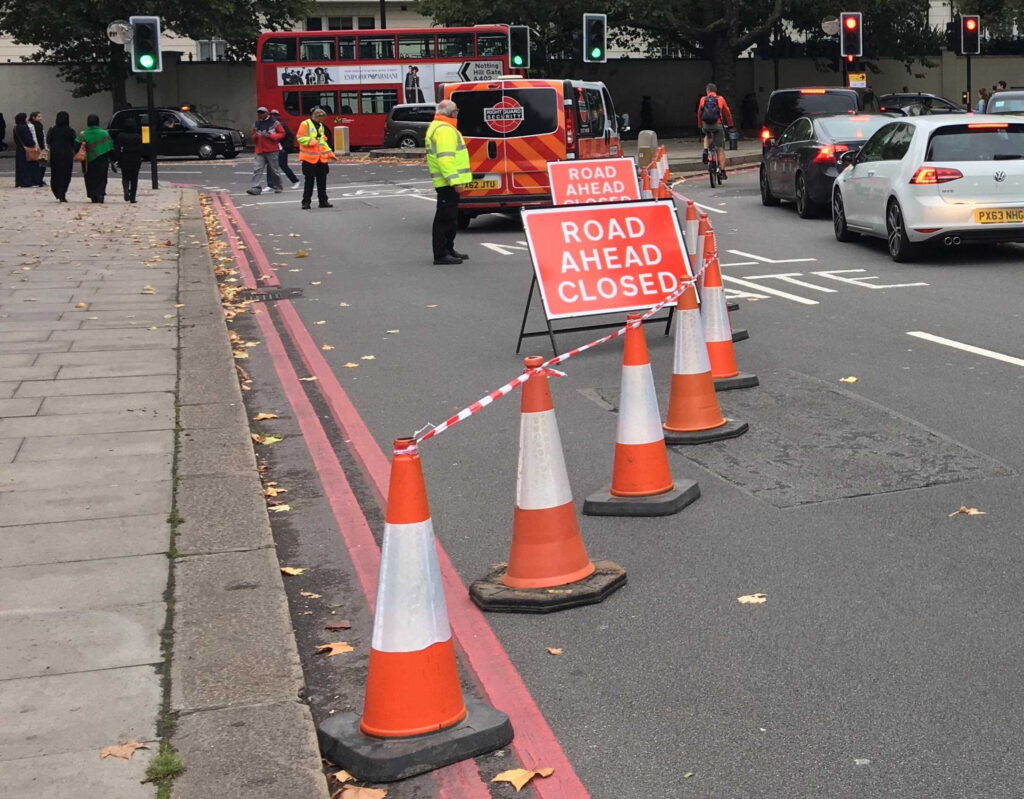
76, 114, 113, 203
424, 99, 471, 265
247, 106, 284, 196
46, 111, 78, 203
29, 111, 47, 186
114, 118, 144, 203
0, 112, 7, 150
13, 112, 44, 188
270, 109, 300, 187
296, 107, 336, 209
741, 92, 759, 130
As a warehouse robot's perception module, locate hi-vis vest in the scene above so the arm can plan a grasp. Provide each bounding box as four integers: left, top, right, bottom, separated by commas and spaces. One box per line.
424, 117, 471, 188
297, 118, 332, 163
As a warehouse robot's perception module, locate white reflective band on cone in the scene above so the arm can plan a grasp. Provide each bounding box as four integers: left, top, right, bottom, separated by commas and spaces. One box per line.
617, 364, 663, 445
673, 310, 712, 375
372, 519, 452, 653
701, 286, 731, 342
517, 409, 573, 510
686, 218, 698, 259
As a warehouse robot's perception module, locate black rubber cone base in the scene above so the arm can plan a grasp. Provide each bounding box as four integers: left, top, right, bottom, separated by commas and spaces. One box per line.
727, 301, 740, 312
713, 372, 759, 392
731, 328, 750, 343
469, 559, 626, 613
583, 478, 700, 517
664, 418, 748, 445
317, 696, 512, 783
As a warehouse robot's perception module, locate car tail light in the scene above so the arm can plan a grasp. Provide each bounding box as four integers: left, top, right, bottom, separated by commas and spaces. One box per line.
760, 127, 772, 142
910, 166, 963, 184
813, 143, 850, 163
801, 89, 827, 94
968, 122, 1009, 129
564, 106, 576, 152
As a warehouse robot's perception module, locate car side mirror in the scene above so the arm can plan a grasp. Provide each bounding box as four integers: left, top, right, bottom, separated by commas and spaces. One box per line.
837, 150, 857, 168
617, 113, 630, 133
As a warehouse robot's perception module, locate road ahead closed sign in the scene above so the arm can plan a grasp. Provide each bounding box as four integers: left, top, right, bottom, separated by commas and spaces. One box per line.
522, 200, 692, 319
547, 157, 640, 206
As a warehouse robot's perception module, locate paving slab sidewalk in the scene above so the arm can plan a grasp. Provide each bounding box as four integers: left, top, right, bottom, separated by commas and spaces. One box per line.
0, 180, 328, 799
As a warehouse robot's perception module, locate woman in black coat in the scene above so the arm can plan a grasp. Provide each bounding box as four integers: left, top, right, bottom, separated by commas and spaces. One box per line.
113, 117, 143, 203
29, 111, 47, 186
12, 112, 43, 188
46, 111, 78, 203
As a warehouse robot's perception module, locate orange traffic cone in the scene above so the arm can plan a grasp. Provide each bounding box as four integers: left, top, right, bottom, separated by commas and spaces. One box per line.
470, 357, 626, 612
697, 214, 748, 344
641, 168, 654, 200
700, 232, 758, 391
660, 147, 672, 187
663, 284, 749, 445
584, 314, 700, 517
695, 212, 712, 296
318, 439, 512, 781
684, 200, 700, 275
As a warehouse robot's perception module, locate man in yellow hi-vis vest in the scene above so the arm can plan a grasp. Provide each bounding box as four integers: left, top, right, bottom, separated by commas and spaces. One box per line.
424, 99, 471, 265
296, 106, 336, 210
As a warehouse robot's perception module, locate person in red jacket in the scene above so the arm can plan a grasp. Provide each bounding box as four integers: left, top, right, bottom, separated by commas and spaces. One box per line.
697, 83, 734, 179
247, 106, 284, 196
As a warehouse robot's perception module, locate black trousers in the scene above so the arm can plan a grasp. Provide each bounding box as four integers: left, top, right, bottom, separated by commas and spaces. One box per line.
49, 156, 73, 201
120, 157, 141, 201
301, 161, 329, 205
278, 149, 298, 183
432, 186, 459, 259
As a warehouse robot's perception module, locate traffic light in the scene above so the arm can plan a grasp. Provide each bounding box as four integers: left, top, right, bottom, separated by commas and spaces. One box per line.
839, 12, 862, 59
583, 13, 607, 63
129, 16, 162, 73
961, 14, 981, 55
508, 25, 530, 69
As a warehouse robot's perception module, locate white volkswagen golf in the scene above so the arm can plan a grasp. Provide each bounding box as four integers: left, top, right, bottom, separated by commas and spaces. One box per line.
831, 115, 1024, 261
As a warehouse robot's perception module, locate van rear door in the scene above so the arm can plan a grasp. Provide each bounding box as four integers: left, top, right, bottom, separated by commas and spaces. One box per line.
500, 81, 564, 198
449, 84, 508, 197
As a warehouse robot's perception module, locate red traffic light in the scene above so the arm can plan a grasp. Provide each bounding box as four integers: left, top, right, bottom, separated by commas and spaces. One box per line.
964, 17, 977, 31
845, 16, 859, 29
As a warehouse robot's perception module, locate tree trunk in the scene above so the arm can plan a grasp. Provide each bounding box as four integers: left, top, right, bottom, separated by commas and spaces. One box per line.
705, 34, 739, 113
109, 43, 128, 113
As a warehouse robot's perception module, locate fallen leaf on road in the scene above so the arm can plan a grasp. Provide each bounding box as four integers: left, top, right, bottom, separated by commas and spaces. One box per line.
360, 355, 375, 360
333, 786, 386, 799
175, 304, 185, 308
268, 504, 291, 513
684, 771, 695, 778
253, 413, 278, 421
289, 232, 300, 237
839, 376, 858, 383
294, 250, 308, 258
321, 344, 335, 350
300, 590, 322, 599
315, 320, 326, 325
263, 485, 287, 497
738, 593, 767, 604
317, 642, 354, 656
949, 506, 986, 517
75, 302, 88, 308
339, 302, 350, 307
342, 362, 359, 368
141, 285, 156, 294
251, 434, 282, 446
100, 741, 150, 760
427, 304, 438, 308
386, 329, 399, 334
331, 770, 354, 783
280, 566, 306, 576
326, 620, 352, 631
547, 647, 564, 656
299, 376, 318, 382
310, 281, 322, 285
492, 767, 554, 792
232, 350, 249, 359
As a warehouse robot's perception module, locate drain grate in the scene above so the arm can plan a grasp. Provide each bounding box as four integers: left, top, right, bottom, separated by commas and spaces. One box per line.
238, 287, 304, 302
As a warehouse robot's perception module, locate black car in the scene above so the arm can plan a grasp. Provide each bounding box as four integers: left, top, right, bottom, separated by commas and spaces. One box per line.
760, 113, 893, 217
877, 92, 965, 115
382, 103, 435, 148
107, 107, 245, 160
761, 87, 880, 150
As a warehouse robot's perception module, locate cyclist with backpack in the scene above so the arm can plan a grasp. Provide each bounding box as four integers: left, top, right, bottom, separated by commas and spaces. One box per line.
697, 83, 734, 180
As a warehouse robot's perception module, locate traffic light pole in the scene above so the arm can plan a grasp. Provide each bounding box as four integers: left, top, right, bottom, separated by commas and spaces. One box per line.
147, 73, 158, 190
966, 55, 972, 110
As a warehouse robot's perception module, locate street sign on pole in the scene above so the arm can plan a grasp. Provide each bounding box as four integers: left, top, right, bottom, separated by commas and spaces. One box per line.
457, 61, 504, 82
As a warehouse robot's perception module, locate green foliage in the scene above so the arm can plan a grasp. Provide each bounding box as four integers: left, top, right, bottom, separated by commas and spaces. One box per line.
143, 740, 184, 795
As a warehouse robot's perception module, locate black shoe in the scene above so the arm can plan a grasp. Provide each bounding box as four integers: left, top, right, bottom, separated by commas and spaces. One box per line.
301, 203, 311, 210
449, 250, 469, 260
720, 170, 728, 180
318, 201, 333, 208
702, 149, 709, 164
433, 255, 462, 265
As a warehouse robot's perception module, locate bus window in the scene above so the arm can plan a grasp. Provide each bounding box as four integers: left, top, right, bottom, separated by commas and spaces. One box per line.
302, 91, 337, 115
262, 38, 296, 62
300, 39, 335, 61
361, 90, 399, 115
398, 35, 434, 59
283, 92, 301, 116
338, 35, 356, 60
339, 91, 358, 114
438, 34, 473, 58
476, 34, 508, 57
359, 35, 395, 60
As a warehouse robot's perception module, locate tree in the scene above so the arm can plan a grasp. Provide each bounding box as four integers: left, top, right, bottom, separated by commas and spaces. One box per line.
0, 0, 313, 110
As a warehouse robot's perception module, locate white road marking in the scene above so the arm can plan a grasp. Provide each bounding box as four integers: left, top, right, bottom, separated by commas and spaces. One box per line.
744, 273, 837, 293
480, 242, 529, 256
402, 193, 436, 203
812, 269, 929, 289
724, 287, 770, 301
907, 331, 1024, 368
719, 261, 759, 267
693, 202, 727, 214
727, 249, 817, 264
722, 275, 819, 305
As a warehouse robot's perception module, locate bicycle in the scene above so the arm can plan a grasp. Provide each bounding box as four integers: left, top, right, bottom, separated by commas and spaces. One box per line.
704, 128, 729, 188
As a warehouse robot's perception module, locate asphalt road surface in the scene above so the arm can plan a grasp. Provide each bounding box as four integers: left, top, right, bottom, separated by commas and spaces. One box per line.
113, 158, 1024, 797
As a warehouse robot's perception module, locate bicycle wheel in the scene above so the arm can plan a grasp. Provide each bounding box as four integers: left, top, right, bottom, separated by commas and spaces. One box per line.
708, 159, 718, 188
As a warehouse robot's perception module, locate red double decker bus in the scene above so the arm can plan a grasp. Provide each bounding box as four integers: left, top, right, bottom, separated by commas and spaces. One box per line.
256, 26, 515, 148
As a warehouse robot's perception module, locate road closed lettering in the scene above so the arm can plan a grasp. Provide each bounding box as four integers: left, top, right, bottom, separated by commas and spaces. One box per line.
548, 158, 640, 206
522, 201, 692, 319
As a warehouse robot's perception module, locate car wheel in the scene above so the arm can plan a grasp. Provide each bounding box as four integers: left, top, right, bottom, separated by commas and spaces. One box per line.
795, 173, 816, 218
397, 134, 419, 149
832, 189, 859, 242
224, 152, 239, 160
197, 143, 215, 160
760, 166, 780, 206
886, 199, 921, 262
457, 211, 473, 230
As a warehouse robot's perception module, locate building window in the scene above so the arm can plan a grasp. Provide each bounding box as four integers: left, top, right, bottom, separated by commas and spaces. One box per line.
305, 17, 323, 31
358, 16, 375, 30
327, 17, 343, 30
197, 39, 228, 61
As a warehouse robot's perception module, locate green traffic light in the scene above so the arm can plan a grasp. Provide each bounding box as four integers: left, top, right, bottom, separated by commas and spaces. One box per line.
512, 55, 524, 66
590, 47, 603, 59
139, 53, 155, 69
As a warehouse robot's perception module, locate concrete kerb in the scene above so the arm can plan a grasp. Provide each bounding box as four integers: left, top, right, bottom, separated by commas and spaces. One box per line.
169, 191, 330, 799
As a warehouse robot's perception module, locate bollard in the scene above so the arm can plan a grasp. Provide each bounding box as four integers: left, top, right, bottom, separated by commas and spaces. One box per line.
333, 125, 350, 155
636, 129, 659, 172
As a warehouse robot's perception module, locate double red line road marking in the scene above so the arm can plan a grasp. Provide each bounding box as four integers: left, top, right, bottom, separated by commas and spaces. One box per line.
208, 192, 590, 798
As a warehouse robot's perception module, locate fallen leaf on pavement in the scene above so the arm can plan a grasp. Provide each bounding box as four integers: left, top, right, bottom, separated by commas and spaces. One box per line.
317, 641, 355, 656
294, 250, 308, 258
268, 504, 291, 513
300, 590, 322, 599
492, 767, 554, 792
75, 302, 88, 308
737, 593, 767, 604
100, 741, 150, 760
949, 506, 986, 517
333, 786, 386, 799
280, 566, 306, 576
253, 413, 278, 421
547, 647, 564, 656
321, 344, 335, 350
839, 376, 858, 383
326, 620, 352, 631
360, 355, 375, 360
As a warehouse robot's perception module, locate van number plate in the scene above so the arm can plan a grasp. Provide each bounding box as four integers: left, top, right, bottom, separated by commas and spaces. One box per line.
975, 208, 1024, 224
465, 174, 501, 190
